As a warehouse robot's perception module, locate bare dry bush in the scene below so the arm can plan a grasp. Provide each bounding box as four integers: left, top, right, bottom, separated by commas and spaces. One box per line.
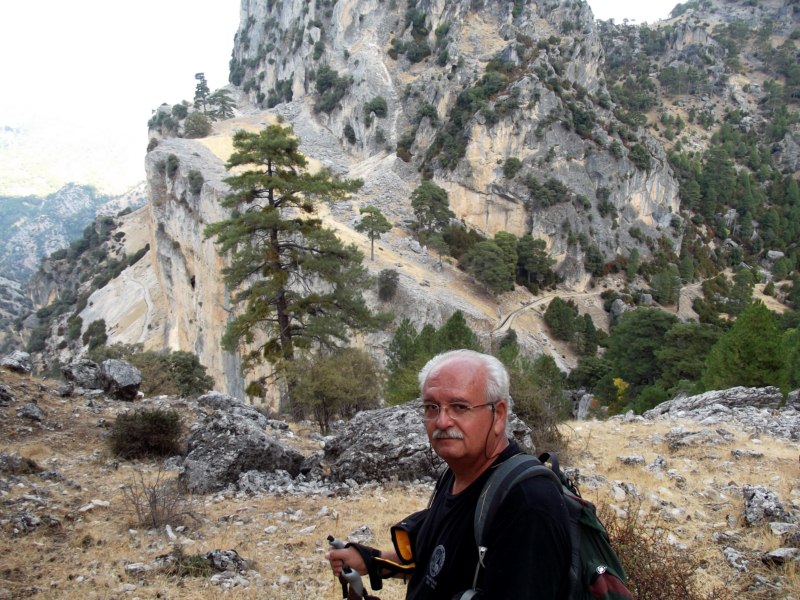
601, 499, 733, 600
122, 466, 196, 529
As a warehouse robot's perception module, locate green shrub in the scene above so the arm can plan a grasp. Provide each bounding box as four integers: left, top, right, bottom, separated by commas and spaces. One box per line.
110, 409, 182, 459
166, 154, 180, 179
343, 123, 356, 144
172, 103, 188, 119
82, 319, 108, 351
629, 143, 651, 171
183, 112, 212, 138
187, 170, 204, 195
503, 157, 523, 179
164, 546, 213, 577
378, 269, 400, 301
66, 315, 83, 340
129, 351, 215, 397
364, 96, 388, 118
314, 64, 352, 114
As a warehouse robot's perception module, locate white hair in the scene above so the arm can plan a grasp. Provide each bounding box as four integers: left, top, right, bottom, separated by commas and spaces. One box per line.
418, 349, 513, 429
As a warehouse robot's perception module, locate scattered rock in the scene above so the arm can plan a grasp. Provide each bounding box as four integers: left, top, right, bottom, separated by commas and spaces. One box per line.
723, 547, 750, 572
17, 402, 44, 422
1, 351, 32, 374
197, 391, 269, 428
761, 547, 798, 566
617, 455, 646, 466
0, 452, 42, 475
100, 359, 142, 401
62, 359, 104, 389
0, 384, 13, 406
743, 485, 788, 526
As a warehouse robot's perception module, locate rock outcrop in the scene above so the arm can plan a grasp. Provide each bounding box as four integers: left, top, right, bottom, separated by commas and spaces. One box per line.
61, 358, 142, 401
643, 386, 800, 440
1, 351, 32, 374
181, 393, 305, 493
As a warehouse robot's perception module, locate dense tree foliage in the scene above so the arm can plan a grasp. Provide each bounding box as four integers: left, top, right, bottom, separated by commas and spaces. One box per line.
410, 181, 454, 234
702, 301, 785, 391
284, 348, 382, 434
462, 240, 516, 294
384, 311, 481, 404
595, 308, 679, 411
496, 333, 569, 452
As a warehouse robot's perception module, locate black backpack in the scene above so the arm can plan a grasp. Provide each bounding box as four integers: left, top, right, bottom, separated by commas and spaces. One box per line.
459, 452, 633, 600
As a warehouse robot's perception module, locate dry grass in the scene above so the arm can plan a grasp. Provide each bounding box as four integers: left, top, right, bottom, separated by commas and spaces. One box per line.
2, 369, 800, 599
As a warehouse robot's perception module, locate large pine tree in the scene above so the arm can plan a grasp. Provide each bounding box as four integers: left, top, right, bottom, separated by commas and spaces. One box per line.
205, 124, 376, 369
702, 301, 785, 390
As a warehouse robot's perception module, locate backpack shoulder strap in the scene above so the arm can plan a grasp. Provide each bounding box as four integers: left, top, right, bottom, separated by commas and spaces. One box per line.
461, 453, 564, 595
474, 453, 563, 550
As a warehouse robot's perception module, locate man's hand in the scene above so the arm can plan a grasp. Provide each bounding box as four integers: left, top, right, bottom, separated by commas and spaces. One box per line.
326, 545, 368, 577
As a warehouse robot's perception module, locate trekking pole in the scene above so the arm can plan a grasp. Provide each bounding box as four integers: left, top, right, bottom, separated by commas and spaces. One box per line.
328, 535, 366, 599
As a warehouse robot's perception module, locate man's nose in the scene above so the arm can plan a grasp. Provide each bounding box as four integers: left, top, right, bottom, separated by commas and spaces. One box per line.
434, 406, 455, 427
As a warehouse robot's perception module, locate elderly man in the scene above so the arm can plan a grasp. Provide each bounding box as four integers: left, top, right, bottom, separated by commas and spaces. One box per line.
327, 349, 572, 599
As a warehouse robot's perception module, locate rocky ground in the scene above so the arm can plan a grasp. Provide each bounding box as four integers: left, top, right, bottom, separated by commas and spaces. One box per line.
1, 367, 800, 599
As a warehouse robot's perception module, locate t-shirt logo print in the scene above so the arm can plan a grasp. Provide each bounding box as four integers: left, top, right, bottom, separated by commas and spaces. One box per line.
428, 544, 446, 578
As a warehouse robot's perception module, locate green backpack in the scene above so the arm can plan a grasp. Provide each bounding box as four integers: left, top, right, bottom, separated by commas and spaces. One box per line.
460, 452, 632, 600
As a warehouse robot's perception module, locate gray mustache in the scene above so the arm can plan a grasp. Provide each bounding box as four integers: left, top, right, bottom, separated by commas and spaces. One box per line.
432, 428, 464, 439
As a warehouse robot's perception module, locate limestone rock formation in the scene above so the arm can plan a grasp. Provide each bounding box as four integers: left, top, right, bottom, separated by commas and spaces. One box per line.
181, 402, 305, 493
61, 358, 142, 401
643, 386, 800, 440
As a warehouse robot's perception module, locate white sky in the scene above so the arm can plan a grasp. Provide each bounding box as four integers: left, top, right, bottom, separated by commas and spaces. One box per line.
0, 0, 240, 196
587, 0, 679, 24
0, 0, 678, 197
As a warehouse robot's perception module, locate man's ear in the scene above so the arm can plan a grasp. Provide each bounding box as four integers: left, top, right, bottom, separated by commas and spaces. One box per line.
493, 400, 508, 435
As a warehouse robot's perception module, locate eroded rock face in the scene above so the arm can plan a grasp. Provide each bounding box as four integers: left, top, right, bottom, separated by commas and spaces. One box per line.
61, 358, 142, 401
325, 403, 439, 484
645, 387, 785, 416
196, 392, 267, 428
743, 485, 788, 527
182, 409, 305, 494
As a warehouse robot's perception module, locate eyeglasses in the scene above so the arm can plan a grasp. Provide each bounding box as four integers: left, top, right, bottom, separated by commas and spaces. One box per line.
419, 401, 496, 421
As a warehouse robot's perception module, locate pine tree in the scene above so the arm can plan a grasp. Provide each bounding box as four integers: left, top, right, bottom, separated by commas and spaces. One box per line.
434, 310, 482, 353
355, 205, 392, 260
463, 240, 515, 293
204, 124, 375, 370
208, 88, 235, 120
702, 301, 785, 390
410, 180, 454, 233
193, 73, 210, 113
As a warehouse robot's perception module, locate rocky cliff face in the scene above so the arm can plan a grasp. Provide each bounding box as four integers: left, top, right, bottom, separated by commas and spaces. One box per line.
0, 183, 146, 284
230, 0, 679, 271
140, 139, 245, 398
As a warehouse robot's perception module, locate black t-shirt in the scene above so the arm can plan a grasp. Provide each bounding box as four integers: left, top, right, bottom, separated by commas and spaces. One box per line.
405, 442, 572, 599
